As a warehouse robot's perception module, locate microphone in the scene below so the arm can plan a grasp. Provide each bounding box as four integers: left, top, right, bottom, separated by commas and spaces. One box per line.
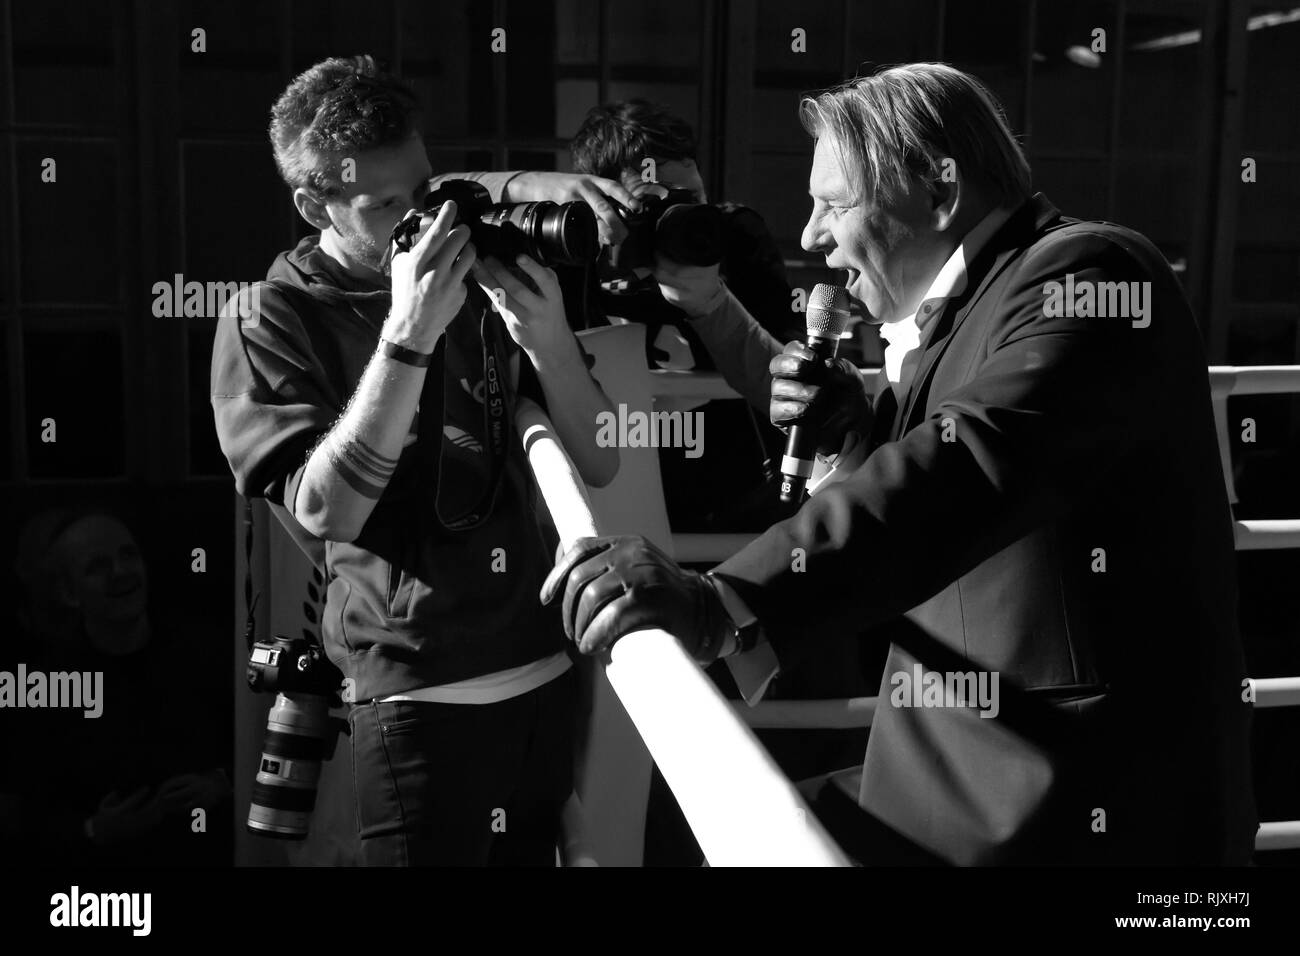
779, 283, 851, 504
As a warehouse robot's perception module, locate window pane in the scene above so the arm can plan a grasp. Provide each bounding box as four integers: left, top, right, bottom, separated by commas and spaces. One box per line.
402, 0, 497, 139
1029, 1, 1117, 153
291, 0, 395, 72
1233, 161, 1300, 305
17, 140, 122, 306
182, 142, 288, 282
504, 0, 562, 138
179, 0, 284, 135
845, 0, 943, 68
24, 328, 124, 478
1236, 159, 1300, 249
943, 0, 1027, 130
1233, 247, 1300, 304
12, 0, 117, 127
1243, 5, 1300, 152
609, 0, 705, 72
756, 0, 844, 87
1118, 7, 1205, 152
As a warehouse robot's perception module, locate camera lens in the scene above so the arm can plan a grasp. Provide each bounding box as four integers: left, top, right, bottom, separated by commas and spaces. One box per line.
655, 202, 725, 267
246, 691, 332, 839
481, 201, 599, 267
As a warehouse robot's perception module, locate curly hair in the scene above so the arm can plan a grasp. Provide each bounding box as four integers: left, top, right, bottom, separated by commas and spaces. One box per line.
269, 54, 420, 197
569, 99, 697, 181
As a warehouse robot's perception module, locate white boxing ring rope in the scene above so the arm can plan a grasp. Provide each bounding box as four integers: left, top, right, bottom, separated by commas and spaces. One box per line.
515, 397, 851, 867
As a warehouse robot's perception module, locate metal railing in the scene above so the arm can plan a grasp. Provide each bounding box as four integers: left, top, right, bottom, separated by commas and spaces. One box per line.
516, 398, 850, 866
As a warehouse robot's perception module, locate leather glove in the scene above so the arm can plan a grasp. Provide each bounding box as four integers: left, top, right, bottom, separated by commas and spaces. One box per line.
540, 536, 730, 662
769, 341, 872, 456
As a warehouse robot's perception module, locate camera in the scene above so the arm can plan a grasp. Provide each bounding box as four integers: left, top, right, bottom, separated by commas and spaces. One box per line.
612, 182, 725, 272
391, 178, 600, 267
244, 635, 341, 839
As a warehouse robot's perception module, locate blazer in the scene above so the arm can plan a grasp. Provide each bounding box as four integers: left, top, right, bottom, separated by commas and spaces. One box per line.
714, 193, 1258, 865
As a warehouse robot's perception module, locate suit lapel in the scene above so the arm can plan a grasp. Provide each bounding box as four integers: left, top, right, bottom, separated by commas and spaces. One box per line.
868, 378, 898, 451
891, 195, 1063, 440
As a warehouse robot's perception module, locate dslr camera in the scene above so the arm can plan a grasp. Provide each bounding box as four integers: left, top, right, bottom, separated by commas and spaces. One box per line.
244, 634, 341, 839
391, 178, 600, 267
610, 182, 725, 272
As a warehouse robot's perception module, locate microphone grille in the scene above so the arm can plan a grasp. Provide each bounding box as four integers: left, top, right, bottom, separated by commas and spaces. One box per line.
806, 283, 851, 337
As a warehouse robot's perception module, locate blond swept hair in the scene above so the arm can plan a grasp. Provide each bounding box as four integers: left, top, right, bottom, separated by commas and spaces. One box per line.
800, 63, 1031, 208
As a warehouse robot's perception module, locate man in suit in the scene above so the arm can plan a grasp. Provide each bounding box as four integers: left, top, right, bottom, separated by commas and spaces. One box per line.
541, 63, 1258, 865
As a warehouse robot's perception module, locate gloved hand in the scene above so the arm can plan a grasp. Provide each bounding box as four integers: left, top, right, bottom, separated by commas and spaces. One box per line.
769, 341, 872, 457
540, 536, 730, 662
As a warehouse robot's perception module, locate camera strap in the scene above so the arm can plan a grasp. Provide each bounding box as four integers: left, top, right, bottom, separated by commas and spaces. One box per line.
420, 283, 512, 532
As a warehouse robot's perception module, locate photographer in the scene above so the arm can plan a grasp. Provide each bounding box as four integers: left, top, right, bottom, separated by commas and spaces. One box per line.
571, 100, 829, 532
571, 100, 800, 392
210, 55, 618, 866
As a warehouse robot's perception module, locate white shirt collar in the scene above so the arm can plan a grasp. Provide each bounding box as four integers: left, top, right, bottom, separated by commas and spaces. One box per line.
878, 205, 1013, 346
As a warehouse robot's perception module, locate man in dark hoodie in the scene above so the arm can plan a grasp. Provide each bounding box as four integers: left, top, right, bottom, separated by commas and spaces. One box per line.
210, 55, 619, 866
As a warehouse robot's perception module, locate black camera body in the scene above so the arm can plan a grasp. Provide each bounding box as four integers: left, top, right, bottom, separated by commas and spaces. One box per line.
391, 178, 600, 267
246, 634, 339, 697
613, 183, 725, 272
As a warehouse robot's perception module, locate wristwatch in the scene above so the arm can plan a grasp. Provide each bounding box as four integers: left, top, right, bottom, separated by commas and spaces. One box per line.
705, 573, 761, 657
379, 337, 434, 368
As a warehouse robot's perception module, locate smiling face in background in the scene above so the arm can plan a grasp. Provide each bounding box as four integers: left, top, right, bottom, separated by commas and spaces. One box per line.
800, 136, 950, 325
55, 515, 149, 649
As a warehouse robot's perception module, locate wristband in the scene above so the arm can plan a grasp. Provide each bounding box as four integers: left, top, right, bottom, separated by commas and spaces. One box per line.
379, 337, 434, 368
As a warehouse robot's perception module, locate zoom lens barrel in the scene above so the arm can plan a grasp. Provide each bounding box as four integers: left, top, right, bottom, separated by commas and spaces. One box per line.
246, 691, 332, 839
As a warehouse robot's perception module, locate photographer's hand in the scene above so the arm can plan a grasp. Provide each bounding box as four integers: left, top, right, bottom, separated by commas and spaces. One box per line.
386, 199, 477, 353
474, 255, 573, 364
293, 201, 475, 543
475, 253, 619, 488
503, 172, 640, 247
652, 256, 728, 318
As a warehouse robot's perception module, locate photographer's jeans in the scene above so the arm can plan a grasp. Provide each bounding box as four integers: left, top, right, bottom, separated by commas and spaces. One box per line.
347, 668, 576, 866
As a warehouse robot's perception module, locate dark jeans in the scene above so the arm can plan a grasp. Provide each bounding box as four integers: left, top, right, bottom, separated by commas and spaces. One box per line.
347, 669, 576, 866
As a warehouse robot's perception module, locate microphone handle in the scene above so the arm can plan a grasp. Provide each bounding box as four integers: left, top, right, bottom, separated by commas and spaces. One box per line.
778, 333, 842, 504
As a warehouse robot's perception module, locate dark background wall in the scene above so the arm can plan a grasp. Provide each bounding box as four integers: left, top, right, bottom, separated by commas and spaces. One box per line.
0, 0, 1296, 858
